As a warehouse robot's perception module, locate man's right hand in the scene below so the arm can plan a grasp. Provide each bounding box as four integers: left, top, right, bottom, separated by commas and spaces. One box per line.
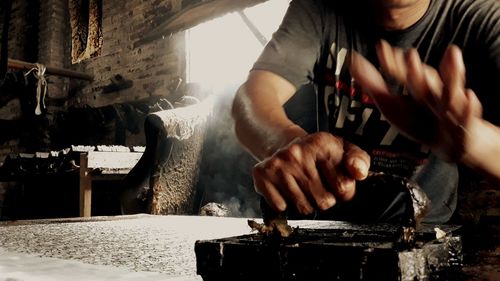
252, 132, 371, 215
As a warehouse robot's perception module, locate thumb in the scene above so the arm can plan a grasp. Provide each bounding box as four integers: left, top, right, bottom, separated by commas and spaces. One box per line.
343, 142, 370, 180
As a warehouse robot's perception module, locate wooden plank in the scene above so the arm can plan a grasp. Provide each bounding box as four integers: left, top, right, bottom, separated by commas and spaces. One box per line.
79, 153, 92, 217
90, 173, 128, 180
78, 151, 143, 217
87, 151, 142, 170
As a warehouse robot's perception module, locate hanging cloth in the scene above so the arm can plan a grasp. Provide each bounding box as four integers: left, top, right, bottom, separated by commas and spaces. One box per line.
68, 0, 103, 64
25, 63, 47, 115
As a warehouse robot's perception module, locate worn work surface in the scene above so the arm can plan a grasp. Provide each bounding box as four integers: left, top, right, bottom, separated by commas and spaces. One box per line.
0, 249, 191, 281
0, 215, 497, 280
0, 215, 250, 280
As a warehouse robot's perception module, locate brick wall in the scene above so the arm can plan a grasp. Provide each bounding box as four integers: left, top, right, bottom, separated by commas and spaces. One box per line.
3, 0, 38, 61
0, 0, 38, 163
69, 0, 187, 109
0, 0, 192, 219
0, 0, 191, 155
39, 0, 69, 100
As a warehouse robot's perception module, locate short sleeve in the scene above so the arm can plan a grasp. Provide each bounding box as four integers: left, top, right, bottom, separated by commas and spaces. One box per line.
462, 0, 500, 125
251, 0, 325, 89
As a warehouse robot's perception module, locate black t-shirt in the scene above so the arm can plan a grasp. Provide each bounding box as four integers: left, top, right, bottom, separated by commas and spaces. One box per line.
252, 0, 500, 223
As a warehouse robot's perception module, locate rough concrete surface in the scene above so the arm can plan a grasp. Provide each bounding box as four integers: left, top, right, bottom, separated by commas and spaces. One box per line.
0, 215, 251, 280
0, 249, 194, 281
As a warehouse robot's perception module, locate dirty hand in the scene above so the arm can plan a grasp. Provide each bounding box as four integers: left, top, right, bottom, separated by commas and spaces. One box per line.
252, 132, 370, 215
349, 40, 483, 163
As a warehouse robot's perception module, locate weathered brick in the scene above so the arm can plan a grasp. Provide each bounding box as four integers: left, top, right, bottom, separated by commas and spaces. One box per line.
0, 0, 190, 162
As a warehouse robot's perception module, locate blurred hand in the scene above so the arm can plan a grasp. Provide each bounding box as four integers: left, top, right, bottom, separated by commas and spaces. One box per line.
252, 132, 370, 214
349, 40, 483, 163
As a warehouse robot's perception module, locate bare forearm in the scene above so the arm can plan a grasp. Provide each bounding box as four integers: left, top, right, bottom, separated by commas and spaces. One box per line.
232, 71, 306, 160
462, 119, 500, 184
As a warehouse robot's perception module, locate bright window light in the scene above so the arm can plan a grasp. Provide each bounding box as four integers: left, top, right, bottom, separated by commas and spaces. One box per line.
186, 0, 290, 93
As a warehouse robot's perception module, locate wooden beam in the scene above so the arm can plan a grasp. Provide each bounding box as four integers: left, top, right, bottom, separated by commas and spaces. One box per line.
7, 58, 93, 81
134, 0, 268, 47
237, 10, 267, 46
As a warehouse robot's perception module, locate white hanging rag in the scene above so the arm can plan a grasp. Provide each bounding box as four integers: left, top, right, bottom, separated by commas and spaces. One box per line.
25, 63, 47, 115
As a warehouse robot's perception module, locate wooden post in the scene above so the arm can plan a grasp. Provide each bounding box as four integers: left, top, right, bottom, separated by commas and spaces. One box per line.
79, 153, 92, 217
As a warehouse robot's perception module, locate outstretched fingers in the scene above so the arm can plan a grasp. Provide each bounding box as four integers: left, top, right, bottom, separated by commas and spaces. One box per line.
349, 50, 391, 99
350, 48, 425, 140
406, 49, 443, 115
377, 39, 407, 83
439, 45, 468, 121
464, 88, 482, 120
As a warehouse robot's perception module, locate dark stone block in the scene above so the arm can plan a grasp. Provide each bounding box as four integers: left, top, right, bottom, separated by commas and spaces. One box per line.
195, 224, 463, 281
